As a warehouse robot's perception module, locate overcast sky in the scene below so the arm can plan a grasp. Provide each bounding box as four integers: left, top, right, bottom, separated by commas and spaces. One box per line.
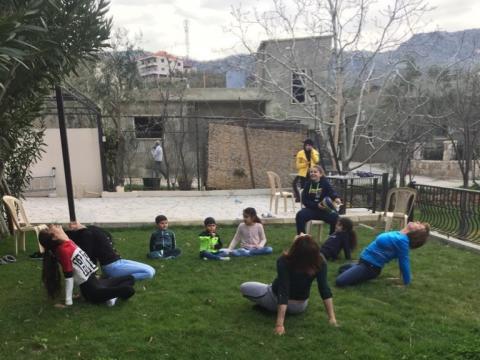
109, 0, 480, 60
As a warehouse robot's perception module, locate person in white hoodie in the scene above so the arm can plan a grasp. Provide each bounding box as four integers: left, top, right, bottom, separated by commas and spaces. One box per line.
151, 140, 167, 181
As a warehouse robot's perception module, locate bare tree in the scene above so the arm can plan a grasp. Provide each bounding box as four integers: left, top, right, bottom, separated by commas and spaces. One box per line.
141, 54, 194, 190
230, 0, 429, 171
70, 28, 142, 189
367, 59, 433, 186
122, 127, 140, 188
427, 66, 480, 188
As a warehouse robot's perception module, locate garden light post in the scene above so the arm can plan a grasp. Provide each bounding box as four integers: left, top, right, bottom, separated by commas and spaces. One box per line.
55, 85, 76, 222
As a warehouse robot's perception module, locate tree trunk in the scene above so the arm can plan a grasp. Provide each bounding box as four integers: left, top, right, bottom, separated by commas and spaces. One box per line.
115, 132, 126, 186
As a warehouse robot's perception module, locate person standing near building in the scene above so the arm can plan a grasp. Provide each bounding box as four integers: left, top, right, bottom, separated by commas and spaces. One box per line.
293, 139, 320, 202
151, 140, 166, 182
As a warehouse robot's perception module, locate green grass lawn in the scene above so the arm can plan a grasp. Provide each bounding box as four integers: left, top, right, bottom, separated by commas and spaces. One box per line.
1, 225, 480, 360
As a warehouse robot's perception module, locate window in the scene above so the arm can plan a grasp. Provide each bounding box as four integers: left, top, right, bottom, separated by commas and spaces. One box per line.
134, 117, 164, 138
292, 70, 306, 103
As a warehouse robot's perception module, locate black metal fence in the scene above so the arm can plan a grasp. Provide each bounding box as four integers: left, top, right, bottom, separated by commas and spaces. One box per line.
415, 184, 480, 243
326, 172, 389, 213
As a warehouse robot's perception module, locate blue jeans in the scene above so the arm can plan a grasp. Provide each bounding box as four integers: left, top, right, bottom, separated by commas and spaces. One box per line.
231, 247, 273, 257
335, 259, 381, 287
102, 259, 156, 281
200, 250, 229, 260
295, 207, 339, 235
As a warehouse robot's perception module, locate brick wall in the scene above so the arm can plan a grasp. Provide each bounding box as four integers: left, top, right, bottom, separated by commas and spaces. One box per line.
207, 123, 306, 189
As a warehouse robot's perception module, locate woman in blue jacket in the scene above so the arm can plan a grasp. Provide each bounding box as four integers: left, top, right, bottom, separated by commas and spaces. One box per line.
335, 221, 430, 287
295, 165, 342, 235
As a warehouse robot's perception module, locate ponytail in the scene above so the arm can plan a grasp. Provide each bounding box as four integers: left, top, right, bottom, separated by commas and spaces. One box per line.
337, 217, 357, 250
39, 229, 62, 299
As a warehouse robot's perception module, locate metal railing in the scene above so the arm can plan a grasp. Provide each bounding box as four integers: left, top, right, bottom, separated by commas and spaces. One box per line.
326, 173, 389, 213
24, 168, 56, 195
24, 176, 56, 194
415, 184, 480, 243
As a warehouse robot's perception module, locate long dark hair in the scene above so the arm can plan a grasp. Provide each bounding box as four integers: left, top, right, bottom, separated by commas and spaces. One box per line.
283, 234, 324, 276
337, 217, 357, 250
243, 207, 261, 224
39, 229, 62, 299
303, 139, 313, 162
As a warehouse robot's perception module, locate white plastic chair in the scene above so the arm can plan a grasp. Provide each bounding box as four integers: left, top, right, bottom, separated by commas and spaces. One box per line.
380, 187, 417, 231
2, 195, 47, 255
306, 220, 325, 242
266, 171, 296, 214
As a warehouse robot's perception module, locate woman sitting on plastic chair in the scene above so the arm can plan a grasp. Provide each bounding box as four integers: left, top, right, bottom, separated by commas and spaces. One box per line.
295, 165, 342, 235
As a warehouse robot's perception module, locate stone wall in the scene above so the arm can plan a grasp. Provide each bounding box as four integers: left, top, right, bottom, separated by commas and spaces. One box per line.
207, 123, 306, 189
411, 160, 471, 180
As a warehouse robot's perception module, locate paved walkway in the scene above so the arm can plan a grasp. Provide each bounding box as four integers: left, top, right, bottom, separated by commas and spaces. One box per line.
23, 167, 467, 226
24, 191, 297, 226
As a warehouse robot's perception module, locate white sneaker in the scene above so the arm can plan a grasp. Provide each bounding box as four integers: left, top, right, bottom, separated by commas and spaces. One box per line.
106, 297, 118, 307
219, 257, 230, 261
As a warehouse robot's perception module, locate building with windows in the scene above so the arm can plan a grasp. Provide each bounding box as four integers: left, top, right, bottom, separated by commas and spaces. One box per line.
255, 36, 332, 126
137, 51, 185, 81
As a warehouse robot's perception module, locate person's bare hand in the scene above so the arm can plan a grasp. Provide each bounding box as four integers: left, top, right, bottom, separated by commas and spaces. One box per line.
294, 233, 305, 241
68, 221, 85, 230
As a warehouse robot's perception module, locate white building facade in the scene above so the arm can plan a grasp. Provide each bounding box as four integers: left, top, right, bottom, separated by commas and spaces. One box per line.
137, 51, 185, 81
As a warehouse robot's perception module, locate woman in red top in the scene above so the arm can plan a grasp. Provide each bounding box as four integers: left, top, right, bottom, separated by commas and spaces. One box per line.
39, 225, 135, 307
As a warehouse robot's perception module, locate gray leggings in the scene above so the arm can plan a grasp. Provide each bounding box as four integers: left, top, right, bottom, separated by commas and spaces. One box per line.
240, 282, 308, 314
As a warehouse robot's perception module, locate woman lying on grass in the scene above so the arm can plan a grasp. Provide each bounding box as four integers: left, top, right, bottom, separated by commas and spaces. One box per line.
67, 221, 155, 280
335, 221, 430, 287
39, 225, 136, 307
240, 234, 337, 335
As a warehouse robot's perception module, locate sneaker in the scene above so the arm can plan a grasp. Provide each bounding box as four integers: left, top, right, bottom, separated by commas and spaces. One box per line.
3, 255, 16, 263
106, 297, 118, 307
203, 257, 209, 261
219, 257, 230, 261
29, 252, 43, 260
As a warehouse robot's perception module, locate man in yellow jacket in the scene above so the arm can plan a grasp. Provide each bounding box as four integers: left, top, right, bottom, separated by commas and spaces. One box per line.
293, 139, 320, 201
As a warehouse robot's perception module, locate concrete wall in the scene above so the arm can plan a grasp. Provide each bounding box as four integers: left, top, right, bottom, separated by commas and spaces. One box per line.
411, 160, 471, 180
207, 123, 306, 189
256, 37, 332, 126
29, 128, 103, 197
120, 95, 267, 180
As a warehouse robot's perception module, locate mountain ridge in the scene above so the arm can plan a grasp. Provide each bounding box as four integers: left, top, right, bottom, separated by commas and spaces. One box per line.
191, 28, 480, 78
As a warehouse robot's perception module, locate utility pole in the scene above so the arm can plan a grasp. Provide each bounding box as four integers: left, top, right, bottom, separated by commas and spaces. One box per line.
333, 69, 343, 172
184, 19, 190, 62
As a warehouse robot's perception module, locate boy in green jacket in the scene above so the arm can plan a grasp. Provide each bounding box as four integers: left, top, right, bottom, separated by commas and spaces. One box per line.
199, 217, 230, 261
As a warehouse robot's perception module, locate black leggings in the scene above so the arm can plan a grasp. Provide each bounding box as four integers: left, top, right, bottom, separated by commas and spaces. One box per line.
80, 275, 135, 304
